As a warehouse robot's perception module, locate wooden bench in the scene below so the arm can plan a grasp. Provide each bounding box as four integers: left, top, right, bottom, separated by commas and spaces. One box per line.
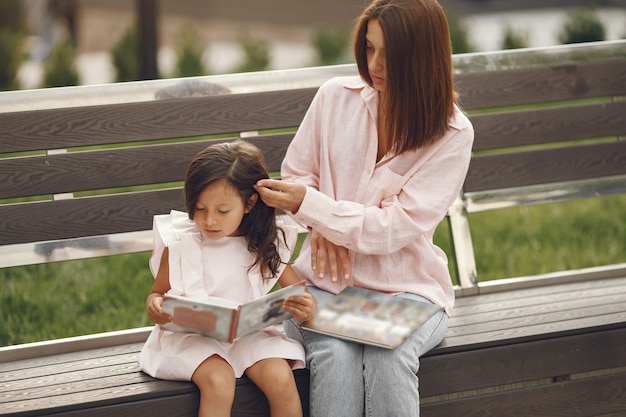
1, 40, 625, 416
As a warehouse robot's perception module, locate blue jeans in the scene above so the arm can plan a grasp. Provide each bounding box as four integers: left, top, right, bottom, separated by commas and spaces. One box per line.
284, 286, 449, 417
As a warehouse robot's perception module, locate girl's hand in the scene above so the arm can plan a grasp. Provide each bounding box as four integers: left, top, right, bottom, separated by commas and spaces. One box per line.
282, 290, 318, 322
255, 179, 306, 214
310, 229, 351, 282
146, 292, 172, 325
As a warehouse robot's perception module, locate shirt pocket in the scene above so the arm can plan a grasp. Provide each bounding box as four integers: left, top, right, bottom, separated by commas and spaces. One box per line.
369, 166, 407, 205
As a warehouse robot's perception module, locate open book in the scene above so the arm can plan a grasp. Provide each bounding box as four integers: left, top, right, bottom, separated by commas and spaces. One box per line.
302, 286, 442, 349
161, 282, 306, 343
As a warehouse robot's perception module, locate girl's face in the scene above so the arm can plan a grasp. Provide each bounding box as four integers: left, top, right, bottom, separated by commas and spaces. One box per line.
366, 19, 387, 94
193, 178, 256, 240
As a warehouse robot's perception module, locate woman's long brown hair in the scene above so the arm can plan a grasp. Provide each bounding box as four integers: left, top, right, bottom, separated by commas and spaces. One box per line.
353, 0, 457, 154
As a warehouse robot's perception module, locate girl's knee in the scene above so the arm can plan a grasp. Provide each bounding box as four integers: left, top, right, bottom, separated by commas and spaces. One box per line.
248, 359, 298, 395
192, 356, 236, 396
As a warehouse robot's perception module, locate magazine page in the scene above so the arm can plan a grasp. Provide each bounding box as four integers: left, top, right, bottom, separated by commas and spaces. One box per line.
161, 294, 238, 342
302, 286, 441, 349
236, 283, 306, 339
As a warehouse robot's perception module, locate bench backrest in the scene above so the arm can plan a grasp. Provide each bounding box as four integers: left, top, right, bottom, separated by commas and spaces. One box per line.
1, 40, 625, 291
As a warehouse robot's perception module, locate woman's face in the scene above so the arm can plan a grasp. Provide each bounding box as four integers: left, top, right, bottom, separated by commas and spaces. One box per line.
366, 19, 387, 94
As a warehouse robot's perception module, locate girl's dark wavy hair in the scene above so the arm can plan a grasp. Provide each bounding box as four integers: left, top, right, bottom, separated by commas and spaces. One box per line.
184, 140, 286, 279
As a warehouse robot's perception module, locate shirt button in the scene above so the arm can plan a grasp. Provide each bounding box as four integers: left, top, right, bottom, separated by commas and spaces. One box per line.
345, 243, 352, 248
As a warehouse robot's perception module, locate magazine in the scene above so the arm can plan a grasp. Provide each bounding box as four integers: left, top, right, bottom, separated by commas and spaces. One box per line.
302, 286, 442, 349
160, 282, 306, 343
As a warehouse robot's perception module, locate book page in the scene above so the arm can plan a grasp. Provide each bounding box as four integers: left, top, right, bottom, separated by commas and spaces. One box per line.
161, 294, 236, 342
236, 283, 306, 339
303, 286, 441, 349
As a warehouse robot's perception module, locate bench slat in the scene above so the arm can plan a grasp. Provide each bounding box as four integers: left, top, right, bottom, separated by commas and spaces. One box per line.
0, 89, 316, 153
0, 189, 183, 245
455, 59, 626, 109
441, 311, 626, 351
0, 134, 293, 200
422, 371, 626, 417
471, 100, 626, 151
420, 327, 626, 396
465, 140, 626, 192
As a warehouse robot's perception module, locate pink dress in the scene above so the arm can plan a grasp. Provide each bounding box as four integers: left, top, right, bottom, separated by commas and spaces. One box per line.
139, 210, 305, 379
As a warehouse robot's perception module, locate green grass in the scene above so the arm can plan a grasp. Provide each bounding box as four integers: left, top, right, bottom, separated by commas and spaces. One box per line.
1, 194, 624, 347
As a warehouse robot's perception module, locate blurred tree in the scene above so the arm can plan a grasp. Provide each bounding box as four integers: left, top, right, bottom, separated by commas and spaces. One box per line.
112, 26, 140, 82
446, 12, 474, 54
501, 26, 528, 50
174, 25, 207, 77
311, 27, 351, 66
558, 7, 605, 44
0, 29, 24, 91
41, 40, 79, 88
0, 0, 25, 91
233, 31, 270, 73
137, 0, 158, 80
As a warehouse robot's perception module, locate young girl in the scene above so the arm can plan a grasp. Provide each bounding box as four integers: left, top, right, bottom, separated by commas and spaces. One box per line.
139, 140, 317, 417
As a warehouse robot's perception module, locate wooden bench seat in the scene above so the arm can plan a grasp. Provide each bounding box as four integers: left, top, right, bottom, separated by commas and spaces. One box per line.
1, 40, 625, 416
2, 275, 625, 416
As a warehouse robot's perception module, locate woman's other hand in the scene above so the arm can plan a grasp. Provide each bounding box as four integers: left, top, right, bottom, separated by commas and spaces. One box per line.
310, 229, 351, 283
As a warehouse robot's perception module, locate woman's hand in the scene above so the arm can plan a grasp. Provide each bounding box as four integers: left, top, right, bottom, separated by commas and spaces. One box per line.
255, 179, 306, 213
146, 292, 172, 325
310, 229, 351, 283
282, 290, 318, 322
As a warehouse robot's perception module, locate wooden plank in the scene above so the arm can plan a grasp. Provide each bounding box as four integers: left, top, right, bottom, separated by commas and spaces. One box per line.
449, 294, 625, 336
420, 327, 626, 396
449, 278, 626, 321
0, 368, 309, 417
0, 189, 184, 245
0, 134, 293, 199
0, 88, 316, 154
421, 371, 626, 417
470, 100, 626, 151
0, 343, 142, 372
45, 393, 199, 417
439, 311, 626, 352
464, 141, 626, 193
455, 60, 626, 110
0, 377, 194, 416
456, 276, 626, 305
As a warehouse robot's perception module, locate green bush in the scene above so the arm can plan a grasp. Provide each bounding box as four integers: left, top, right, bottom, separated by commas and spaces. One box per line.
311, 27, 351, 66
112, 26, 140, 82
233, 31, 270, 73
558, 8, 606, 44
446, 12, 474, 54
0, 29, 24, 91
174, 25, 208, 77
41, 41, 79, 88
501, 26, 528, 50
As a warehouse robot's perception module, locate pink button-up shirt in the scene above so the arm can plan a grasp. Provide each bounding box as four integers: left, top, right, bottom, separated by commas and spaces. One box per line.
282, 76, 474, 313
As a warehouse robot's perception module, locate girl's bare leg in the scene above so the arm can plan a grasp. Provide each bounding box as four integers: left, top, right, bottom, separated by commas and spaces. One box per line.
245, 358, 303, 417
191, 355, 236, 417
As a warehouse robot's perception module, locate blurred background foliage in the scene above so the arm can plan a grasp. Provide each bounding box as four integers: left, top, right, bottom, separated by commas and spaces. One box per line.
0, 2, 621, 90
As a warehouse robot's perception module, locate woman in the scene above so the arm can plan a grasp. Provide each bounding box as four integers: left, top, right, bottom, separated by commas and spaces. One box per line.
256, 0, 474, 415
